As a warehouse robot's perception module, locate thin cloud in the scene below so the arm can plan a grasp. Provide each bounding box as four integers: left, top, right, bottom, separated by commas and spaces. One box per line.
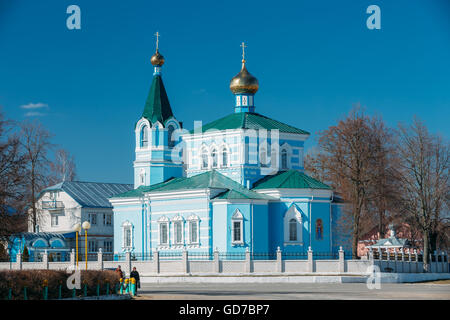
24, 111, 46, 117
20, 102, 49, 110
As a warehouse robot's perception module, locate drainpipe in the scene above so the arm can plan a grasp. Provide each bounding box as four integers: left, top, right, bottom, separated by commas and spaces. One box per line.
251, 202, 254, 253
309, 195, 314, 249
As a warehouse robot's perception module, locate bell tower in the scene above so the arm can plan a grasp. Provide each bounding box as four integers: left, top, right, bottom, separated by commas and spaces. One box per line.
133, 32, 183, 188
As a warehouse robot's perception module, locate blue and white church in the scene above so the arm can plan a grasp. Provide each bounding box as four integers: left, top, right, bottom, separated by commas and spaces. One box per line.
109, 40, 349, 257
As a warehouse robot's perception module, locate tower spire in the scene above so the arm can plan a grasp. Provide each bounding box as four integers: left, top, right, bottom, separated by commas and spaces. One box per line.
155, 31, 160, 51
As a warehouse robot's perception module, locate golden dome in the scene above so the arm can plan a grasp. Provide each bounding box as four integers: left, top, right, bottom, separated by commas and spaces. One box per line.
229, 60, 259, 94
151, 50, 165, 66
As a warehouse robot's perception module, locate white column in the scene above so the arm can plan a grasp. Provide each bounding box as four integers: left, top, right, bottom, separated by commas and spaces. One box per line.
154, 250, 160, 274
15, 252, 22, 270
70, 249, 75, 266
125, 251, 131, 276
307, 246, 314, 273
97, 248, 103, 271
43, 250, 49, 270
338, 246, 345, 273
276, 246, 282, 273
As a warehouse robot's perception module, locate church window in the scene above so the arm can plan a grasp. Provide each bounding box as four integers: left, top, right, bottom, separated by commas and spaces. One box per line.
201, 148, 209, 169
221, 147, 228, 167
122, 221, 133, 249
316, 219, 323, 240
231, 209, 244, 245
242, 95, 248, 106
140, 125, 148, 148
284, 205, 302, 245
159, 223, 168, 245
168, 125, 175, 148
174, 221, 183, 244
89, 213, 97, 225
289, 219, 297, 241
281, 149, 288, 169
189, 221, 198, 243
236, 95, 241, 106
211, 148, 218, 168
88, 240, 98, 253
249, 95, 253, 106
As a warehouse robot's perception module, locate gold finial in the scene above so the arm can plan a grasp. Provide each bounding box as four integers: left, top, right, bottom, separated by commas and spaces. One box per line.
155, 31, 160, 51
240, 41, 247, 62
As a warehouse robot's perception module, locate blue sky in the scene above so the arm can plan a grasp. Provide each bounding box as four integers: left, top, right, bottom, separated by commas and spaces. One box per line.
0, 0, 449, 184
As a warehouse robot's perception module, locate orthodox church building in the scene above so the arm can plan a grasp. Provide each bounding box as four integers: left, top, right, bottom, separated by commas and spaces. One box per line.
109, 39, 349, 257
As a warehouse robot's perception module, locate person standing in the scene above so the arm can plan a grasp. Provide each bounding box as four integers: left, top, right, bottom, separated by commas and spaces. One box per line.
115, 265, 124, 279
130, 266, 140, 293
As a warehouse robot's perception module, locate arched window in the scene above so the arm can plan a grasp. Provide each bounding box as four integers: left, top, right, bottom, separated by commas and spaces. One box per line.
284, 205, 302, 245
281, 149, 288, 169
167, 125, 175, 148
140, 125, 148, 148
211, 148, 218, 168
201, 148, 209, 169
260, 147, 267, 167
188, 215, 200, 244
122, 221, 133, 249
221, 147, 228, 167
289, 219, 297, 241
316, 219, 323, 240
231, 209, 244, 244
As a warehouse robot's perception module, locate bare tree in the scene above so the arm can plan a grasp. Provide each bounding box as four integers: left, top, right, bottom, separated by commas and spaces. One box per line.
48, 148, 77, 185
20, 120, 53, 233
0, 109, 28, 245
396, 117, 449, 271
306, 107, 377, 258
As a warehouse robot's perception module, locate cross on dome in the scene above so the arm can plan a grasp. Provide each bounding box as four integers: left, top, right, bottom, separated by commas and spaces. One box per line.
155, 31, 160, 51
240, 41, 247, 62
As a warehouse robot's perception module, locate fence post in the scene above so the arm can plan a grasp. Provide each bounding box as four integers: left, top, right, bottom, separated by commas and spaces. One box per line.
16, 252, 22, 270
43, 250, 49, 270
125, 251, 131, 277
394, 249, 398, 273
245, 247, 251, 273
338, 246, 345, 273
307, 246, 314, 273
154, 250, 160, 274
182, 247, 188, 274
70, 249, 75, 266
440, 251, 444, 273
98, 248, 103, 271
276, 246, 282, 273
214, 248, 220, 274
414, 249, 418, 273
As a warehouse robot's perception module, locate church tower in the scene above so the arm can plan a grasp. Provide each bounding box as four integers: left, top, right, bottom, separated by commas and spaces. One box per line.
133, 32, 183, 188
230, 42, 259, 113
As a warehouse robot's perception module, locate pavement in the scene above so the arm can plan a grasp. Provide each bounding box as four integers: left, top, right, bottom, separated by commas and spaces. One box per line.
134, 282, 450, 300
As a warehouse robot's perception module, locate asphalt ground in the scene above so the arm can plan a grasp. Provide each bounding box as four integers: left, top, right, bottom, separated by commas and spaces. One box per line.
134, 282, 450, 300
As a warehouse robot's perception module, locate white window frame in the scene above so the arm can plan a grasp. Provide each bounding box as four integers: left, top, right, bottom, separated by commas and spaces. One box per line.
88, 240, 98, 253
172, 215, 184, 245
231, 209, 244, 245
140, 124, 149, 148
211, 147, 218, 168
187, 215, 200, 245
236, 95, 241, 106
242, 95, 248, 106
104, 240, 113, 252
200, 147, 209, 169
158, 216, 170, 247
51, 214, 59, 227
122, 221, 133, 250
284, 205, 303, 246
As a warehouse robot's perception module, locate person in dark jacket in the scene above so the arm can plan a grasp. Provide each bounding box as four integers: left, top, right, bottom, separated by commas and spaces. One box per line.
130, 267, 140, 293
115, 265, 124, 279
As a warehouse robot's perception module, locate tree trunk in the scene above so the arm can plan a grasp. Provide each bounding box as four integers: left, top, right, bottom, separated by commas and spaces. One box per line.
423, 231, 430, 272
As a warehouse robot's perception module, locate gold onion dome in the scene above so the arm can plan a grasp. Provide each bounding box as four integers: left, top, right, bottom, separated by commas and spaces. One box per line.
229, 60, 259, 94
151, 50, 165, 66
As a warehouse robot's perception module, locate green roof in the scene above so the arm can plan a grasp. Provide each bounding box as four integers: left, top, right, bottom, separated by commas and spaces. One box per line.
189, 112, 310, 135
142, 74, 174, 124
113, 171, 274, 200
252, 170, 331, 190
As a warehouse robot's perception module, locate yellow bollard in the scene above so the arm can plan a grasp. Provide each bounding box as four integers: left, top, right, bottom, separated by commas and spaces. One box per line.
130, 277, 136, 296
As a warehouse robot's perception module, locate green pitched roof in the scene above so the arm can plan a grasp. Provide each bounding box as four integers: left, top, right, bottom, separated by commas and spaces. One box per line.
189, 112, 310, 135
112, 171, 273, 200
142, 75, 174, 124
252, 170, 331, 190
